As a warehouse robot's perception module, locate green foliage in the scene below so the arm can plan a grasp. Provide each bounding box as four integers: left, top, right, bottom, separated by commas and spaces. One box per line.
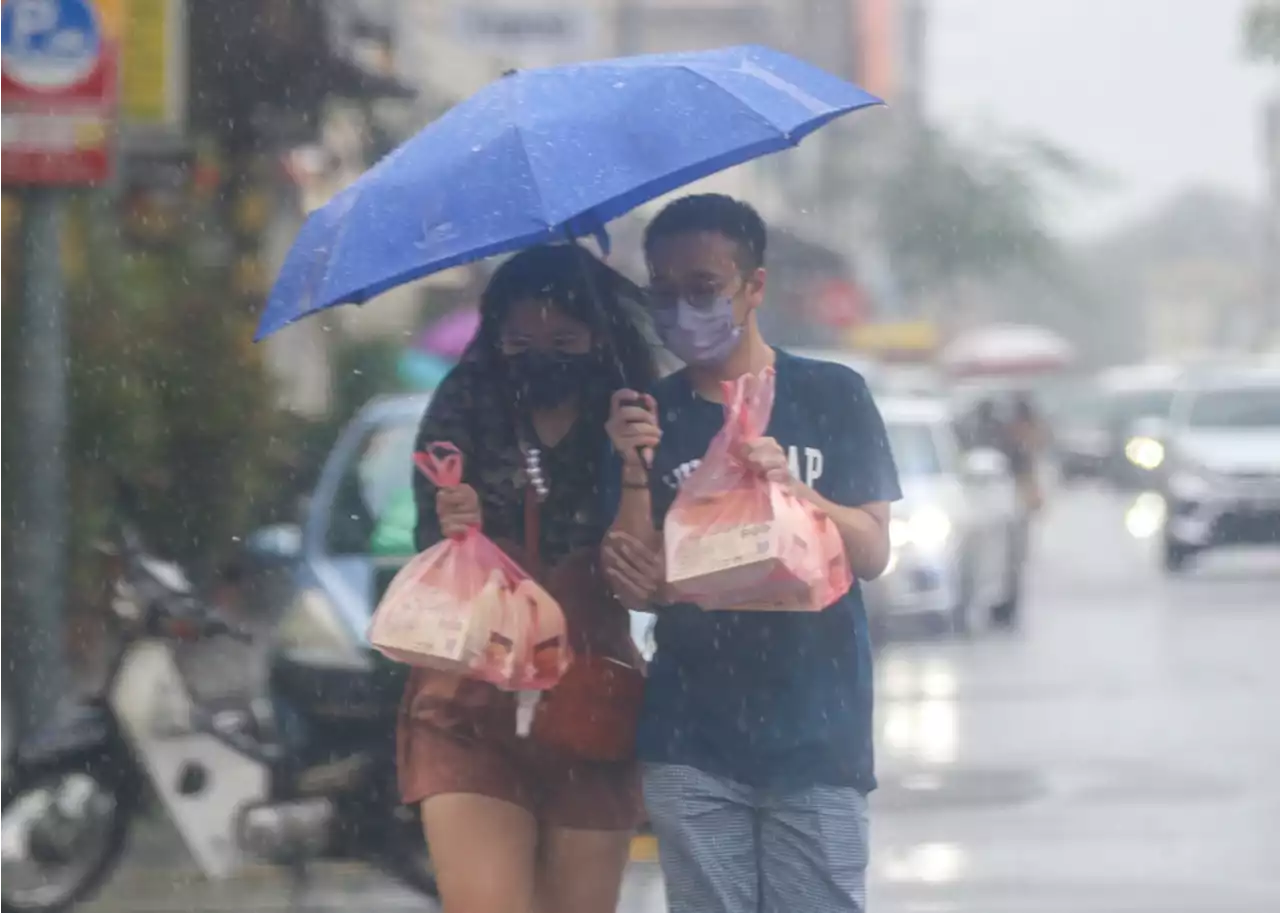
868, 127, 1089, 299
0, 188, 293, 611
332, 336, 408, 422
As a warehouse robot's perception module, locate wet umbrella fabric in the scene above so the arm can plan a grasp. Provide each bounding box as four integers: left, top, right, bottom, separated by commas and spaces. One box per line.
255, 44, 882, 340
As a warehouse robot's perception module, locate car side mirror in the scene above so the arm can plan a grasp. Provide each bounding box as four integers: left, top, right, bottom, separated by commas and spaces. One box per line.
963, 447, 1009, 481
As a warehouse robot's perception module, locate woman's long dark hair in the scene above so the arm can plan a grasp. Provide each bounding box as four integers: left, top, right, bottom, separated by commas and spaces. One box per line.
460, 244, 659, 430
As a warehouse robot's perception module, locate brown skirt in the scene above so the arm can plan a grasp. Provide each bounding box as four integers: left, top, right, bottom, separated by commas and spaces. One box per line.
397, 669, 642, 831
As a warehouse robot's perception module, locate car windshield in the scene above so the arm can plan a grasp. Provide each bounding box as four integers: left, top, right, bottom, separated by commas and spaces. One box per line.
328, 419, 420, 556
1185, 386, 1280, 429
358, 422, 419, 519
1050, 388, 1108, 425
887, 421, 943, 477
1107, 387, 1176, 424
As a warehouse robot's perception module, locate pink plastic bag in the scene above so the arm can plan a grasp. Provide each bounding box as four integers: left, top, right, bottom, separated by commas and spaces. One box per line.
663, 368, 852, 611
367, 442, 571, 690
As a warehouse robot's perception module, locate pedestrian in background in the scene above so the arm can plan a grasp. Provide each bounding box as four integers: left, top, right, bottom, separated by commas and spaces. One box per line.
1007, 392, 1047, 516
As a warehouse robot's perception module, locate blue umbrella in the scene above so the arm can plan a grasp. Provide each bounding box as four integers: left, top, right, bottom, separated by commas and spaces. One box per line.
256, 45, 882, 340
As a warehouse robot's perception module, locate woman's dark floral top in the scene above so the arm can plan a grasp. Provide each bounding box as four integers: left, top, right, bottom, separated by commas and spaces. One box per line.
412, 361, 607, 565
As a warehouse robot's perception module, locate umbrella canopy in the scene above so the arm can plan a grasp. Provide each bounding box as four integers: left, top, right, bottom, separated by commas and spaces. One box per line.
941, 323, 1075, 377
256, 45, 882, 340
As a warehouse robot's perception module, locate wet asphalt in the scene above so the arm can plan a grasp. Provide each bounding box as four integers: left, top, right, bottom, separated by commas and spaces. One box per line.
82, 486, 1280, 912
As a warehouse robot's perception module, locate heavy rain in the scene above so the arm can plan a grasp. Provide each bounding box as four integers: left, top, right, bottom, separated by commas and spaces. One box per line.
2, 2, 1278, 912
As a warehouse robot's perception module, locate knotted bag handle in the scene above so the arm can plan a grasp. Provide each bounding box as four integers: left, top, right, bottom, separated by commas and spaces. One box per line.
414, 441, 464, 487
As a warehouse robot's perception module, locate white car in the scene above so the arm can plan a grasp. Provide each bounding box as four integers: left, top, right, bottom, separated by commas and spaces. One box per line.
1159, 368, 1280, 572
863, 396, 1024, 636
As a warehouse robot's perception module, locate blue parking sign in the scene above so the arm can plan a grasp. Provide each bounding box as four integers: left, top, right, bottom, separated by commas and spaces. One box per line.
1, 0, 103, 91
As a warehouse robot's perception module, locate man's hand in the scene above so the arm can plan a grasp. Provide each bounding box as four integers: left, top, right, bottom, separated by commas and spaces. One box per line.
602, 530, 664, 610
606, 389, 661, 468
739, 436, 791, 483
436, 484, 481, 538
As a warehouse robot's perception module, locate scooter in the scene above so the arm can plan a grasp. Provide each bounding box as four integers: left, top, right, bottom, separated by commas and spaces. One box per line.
1, 501, 435, 912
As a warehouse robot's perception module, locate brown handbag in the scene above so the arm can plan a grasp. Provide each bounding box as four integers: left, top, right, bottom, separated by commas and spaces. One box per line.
519, 487, 645, 762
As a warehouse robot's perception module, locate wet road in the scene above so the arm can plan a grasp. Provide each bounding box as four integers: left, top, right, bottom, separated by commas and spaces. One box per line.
84, 487, 1280, 912
855, 486, 1279, 911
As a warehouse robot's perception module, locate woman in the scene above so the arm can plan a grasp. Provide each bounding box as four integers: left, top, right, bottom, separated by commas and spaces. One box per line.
1007, 393, 1046, 516
398, 244, 657, 913
992, 392, 1045, 628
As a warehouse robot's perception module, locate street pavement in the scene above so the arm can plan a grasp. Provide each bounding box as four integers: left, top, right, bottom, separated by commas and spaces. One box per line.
78, 486, 1280, 912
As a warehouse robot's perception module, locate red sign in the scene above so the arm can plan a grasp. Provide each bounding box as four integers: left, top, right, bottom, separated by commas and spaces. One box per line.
2, 0, 118, 186
810, 279, 869, 329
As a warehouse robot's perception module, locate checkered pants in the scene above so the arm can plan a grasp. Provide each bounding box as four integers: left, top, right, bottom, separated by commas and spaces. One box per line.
642, 762, 870, 913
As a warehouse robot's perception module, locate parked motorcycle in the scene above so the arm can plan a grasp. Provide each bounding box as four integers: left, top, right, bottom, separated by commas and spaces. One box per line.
1, 496, 435, 912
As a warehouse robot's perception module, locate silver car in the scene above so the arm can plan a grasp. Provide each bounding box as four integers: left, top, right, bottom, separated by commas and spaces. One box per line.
1159, 368, 1280, 572
863, 396, 1024, 637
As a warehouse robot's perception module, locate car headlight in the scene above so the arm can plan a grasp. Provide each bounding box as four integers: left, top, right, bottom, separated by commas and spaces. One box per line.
1124, 436, 1165, 471
891, 507, 953, 551
908, 507, 953, 549
275, 589, 372, 671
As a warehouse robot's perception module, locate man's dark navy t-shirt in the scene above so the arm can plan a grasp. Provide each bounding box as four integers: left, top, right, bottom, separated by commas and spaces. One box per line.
605, 349, 901, 793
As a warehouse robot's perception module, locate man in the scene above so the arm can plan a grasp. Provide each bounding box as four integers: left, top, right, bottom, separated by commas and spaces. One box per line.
601, 194, 901, 913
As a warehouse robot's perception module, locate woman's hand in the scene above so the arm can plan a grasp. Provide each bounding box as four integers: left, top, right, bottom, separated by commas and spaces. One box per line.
606, 389, 661, 468
602, 530, 665, 610
436, 484, 481, 537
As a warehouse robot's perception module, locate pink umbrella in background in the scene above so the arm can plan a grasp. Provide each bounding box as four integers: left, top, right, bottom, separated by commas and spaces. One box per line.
416, 306, 480, 358
941, 323, 1075, 378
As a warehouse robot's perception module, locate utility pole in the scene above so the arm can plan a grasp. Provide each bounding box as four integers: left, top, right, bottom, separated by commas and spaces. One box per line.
1263, 89, 1280, 348
615, 0, 641, 57
15, 188, 70, 732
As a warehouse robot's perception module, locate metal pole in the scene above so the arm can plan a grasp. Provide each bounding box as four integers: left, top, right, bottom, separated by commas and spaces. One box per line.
16, 187, 69, 732
1262, 90, 1280, 348
615, 0, 639, 57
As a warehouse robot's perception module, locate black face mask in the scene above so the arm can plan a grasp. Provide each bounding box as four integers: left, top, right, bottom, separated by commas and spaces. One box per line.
507, 351, 600, 409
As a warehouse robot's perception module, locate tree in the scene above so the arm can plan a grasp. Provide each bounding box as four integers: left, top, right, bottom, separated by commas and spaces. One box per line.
858, 126, 1091, 305
2, 0, 414, 670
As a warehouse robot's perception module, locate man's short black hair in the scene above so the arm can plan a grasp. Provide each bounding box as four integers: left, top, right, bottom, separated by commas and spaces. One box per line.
644, 193, 767, 273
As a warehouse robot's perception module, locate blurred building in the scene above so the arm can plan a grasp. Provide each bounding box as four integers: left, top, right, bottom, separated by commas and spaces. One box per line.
1083, 188, 1268, 362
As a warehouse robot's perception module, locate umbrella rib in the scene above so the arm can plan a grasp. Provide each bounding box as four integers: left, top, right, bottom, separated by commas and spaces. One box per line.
673, 63, 800, 142
504, 78, 558, 235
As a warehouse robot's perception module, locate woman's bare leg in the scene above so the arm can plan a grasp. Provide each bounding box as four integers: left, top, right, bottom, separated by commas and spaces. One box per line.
422, 794, 538, 913
536, 826, 633, 913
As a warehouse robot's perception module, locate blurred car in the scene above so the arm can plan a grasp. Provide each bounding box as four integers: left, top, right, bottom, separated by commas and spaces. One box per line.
1048, 382, 1111, 482
863, 396, 1024, 637
1094, 364, 1184, 489
1158, 367, 1280, 573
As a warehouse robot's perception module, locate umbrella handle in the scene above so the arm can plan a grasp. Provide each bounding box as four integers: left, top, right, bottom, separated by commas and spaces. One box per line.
560, 228, 652, 469
621, 393, 654, 470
